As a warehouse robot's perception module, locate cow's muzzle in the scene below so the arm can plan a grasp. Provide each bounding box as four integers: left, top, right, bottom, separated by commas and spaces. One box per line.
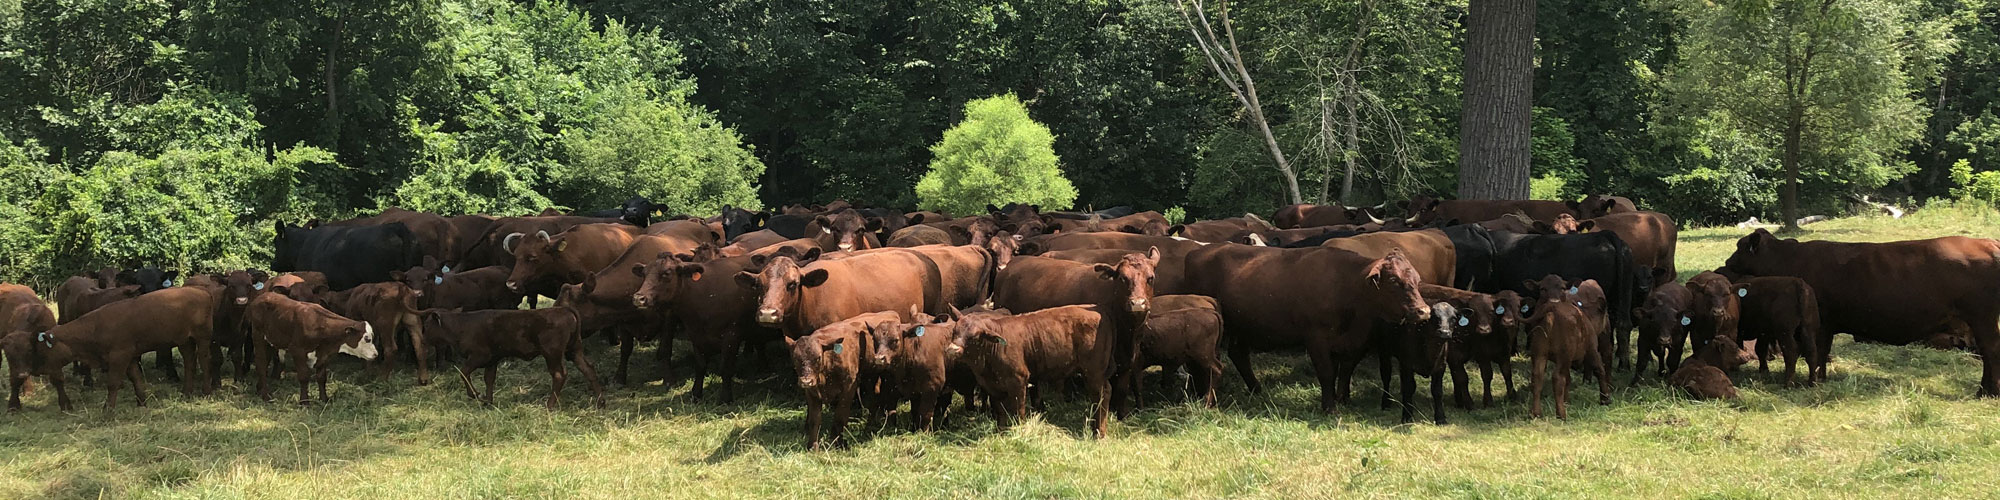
632, 294, 651, 308
234, 297, 249, 305
1128, 298, 1149, 313
797, 376, 817, 389
505, 281, 522, 293
756, 308, 781, 326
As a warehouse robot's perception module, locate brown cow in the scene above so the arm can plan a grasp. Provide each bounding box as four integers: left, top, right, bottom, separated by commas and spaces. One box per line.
1184, 244, 1432, 412
188, 270, 270, 384
35, 287, 215, 409
2, 287, 62, 411
1132, 295, 1224, 408
1732, 276, 1827, 386
1032, 232, 1203, 295
326, 207, 459, 263
992, 250, 1159, 417
461, 215, 622, 269
1630, 281, 1694, 386
632, 250, 785, 402
421, 308, 605, 409
1470, 290, 1528, 406
1272, 204, 1387, 229
1681, 272, 1746, 372
985, 231, 1021, 271
645, 219, 722, 246
870, 309, 980, 431
1322, 229, 1457, 288
921, 216, 1002, 246
57, 282, 139, 325
1523, 299, 1601, 419
268, 272, 330, 302
807, 210, 884, 252
788, 311, 900, 449
887, 224, 954, 247
1669, 334, 1755, 400
1552, 211, 1678, 284
247, 290, 377, 405
1407, 196, 1576, 226
0, 284, 50, 331
503, 223, 647, 295
1168, 218, 1266, 244
721, 229, 791, 256
1527, 275, 1613, 372
900, 245, 998, 310
1570, 195, 1637, 218
323, 280, 429, 384
945, 305, 1113, 437
737, 248, 943, 339
400, 265, 520, 312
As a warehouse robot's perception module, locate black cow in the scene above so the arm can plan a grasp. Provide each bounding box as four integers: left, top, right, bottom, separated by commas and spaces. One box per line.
272, 221, 425, 291
1472, 230, 1646, 367
584, 196, 668, 227
716, 205, 769, 242
764, 214, 814, 240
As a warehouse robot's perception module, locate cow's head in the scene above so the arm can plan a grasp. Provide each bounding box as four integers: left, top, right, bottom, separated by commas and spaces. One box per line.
219, 270, 268, 307
504, 230, 573, 293
1634, 288, 1691, 360
88, 267, 120, 289
338, 319, 379, 361
1691, 334, 1753, 370
619, 196, 661, 227
1568, 195, 1628, 219
735, 248, 824, 327
1365, 250, 1432, 324
1493, 290, 1527, 332
400, 264, 452, 307
1723, 228, 1788, 276
785, 329, 855, 390
1686, 272, 1742, 320
3, 328, 76, 386
874, 307, 955, 366
1404, 195, 1443, 225
1540, 214, 1583, 234
1093, 247, 1162, 314
1458, 294, 1498, 337
985, 231, 1020, 271
717, 205, 768, 242
813, 212, 882, 252
955, 217, 1001, 247
1001, 215, 1054, 239
122, 267, 177, 294
632, 251, 701, 309
944, 306, 1010, 358
271, 221, 308, 272
1414, 301, 1459, 369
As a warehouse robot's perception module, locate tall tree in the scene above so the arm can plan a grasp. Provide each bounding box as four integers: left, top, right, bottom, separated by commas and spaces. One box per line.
1458, 0, 1536, 200
1666, 0, 1933, 229
1174, 0, 1304, 204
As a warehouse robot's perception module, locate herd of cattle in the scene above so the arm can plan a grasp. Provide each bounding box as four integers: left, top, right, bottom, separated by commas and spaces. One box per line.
3, 195, 1998, 449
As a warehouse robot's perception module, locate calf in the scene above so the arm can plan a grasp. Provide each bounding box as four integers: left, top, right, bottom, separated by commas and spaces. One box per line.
945, 305, 1113, 438
1527, 275, 1612, 376
1377, 301, 1462, 424
1630, 281, 1694, 386
1681, 272, 1747, 372
401, 265, 520, 312
1471, 290, 1528, 406
421, 308, 605, 409
2, 295, 62, 411
323, 280, 429, 384
1523, 299, 1604, 419
31, 287, 215, 409
870, 310, 981, 431
247, 290, 378, 405
1732, 276, 1827, 386
788, 311, 901, 449
1417, 285, 1506, 409
188, 270, 269, 385
1669, 334, 1755, 400
992, 250, 1159, 417
1131, 295, 1224, 409
632, 250, 783, 402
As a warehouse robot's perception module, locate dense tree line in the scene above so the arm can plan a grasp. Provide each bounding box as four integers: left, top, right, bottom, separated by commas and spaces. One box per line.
4, 0, 1999, 285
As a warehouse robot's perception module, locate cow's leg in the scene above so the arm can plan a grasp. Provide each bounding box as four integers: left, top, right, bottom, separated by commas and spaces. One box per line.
720, 340, 740, 404
1450, 359, 1473, 410
689, 343, 710, 401
913, 392, 938, 432
254, 345, 273, 402
655, 322, 676, 386
571, 344, 606, 408
829, 391, 855, 449
1529, 355, 1546, 419
102, 360, 124, 411
180, 341, 200, 396
1307, 343, 1339, 413
1198, 356, 1221, 408
208, 340, 225, 389
1555, 364, 1572, 420
1629, 344, 1652, 387
1378, 351, 1395, 411
1595, 354, 1612, 406
291, 350, 312, 406
127, 361, 149, 408
1089, 373, 1111, 439
73, 362, 92, 388
1430, 369, 1448, 425
1613, 326, 1630, 370
1477, 360, 1495, 408
376, 319, 400, 377
316, 363, 330, 402
1500, 357, 1517, 402
482, 365, 499, 406
155, 347, 178, 381
1971, 318, 2000, 397
7, 372, 25, 412
803, 398, 824, 450
52, 373, 72, 412
1227, 341, 1261, 394
546, 353, 566, 409
408, 316, 430, 386
615, 326, 635, 386
1666, 329, 1687, 373
1397, 360, 1417, 423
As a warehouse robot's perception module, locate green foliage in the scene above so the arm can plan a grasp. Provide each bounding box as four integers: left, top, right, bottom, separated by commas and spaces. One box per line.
393, 120, 550, 216
1529, 175, 1568, 201
1530, 107, 1585, 200
555, 96, 765, 215
1163, 206, 1188, 225
1948, 159, 2000, 204
915, 94, 1076, 216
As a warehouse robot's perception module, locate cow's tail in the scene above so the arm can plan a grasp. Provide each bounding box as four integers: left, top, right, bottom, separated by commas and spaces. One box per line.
977, 247, 1000, 309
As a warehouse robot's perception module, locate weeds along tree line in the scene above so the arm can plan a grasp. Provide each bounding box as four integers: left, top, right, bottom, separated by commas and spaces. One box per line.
4, 0, 2000, 288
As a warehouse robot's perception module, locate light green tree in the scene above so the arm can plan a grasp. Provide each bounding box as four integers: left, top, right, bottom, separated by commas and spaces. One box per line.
915, 94, 1076, 215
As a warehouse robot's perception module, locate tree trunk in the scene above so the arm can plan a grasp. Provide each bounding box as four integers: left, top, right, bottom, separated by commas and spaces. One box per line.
1781, 108, 1803, 231
1457, 0, 1535, 200
1340, 75, 1361, 202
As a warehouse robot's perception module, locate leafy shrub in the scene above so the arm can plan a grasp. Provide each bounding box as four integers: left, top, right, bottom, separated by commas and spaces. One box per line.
915, 94, 1077, 216
1657, 167, 1777, 226
1949, 159, 2000, 205
394, 120, 551, 216
1163, 206, 1188, 225
555, 95, 765, 216
1530, 175, 1569, 201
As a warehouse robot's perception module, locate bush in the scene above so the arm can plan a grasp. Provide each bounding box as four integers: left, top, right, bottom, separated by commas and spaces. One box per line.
394, 121, 551, 216
915, 94, 1077, 216
555, 94, 765, 216
1949, 159, 2000, 205
1530, 175, 1569, 201
1657, 166, 1777, 226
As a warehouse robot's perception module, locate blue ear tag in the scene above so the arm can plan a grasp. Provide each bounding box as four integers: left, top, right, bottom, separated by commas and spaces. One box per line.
1457, 316, 1470, 327
1737, 288, 1748, 297
830, 343, 843, 354
914, 326, 926, 338
1680, 316, 1692, 326
253, 282, 265, 290
36, 332, 52, 347
163, 279, 174, 288
433, 276, 444, 284
441, 265, 451, 273
1520, 305, 1531, 314
1575, 301, 1584, 308
1567, 286, 1578, 294
1495, 306, 1506, 315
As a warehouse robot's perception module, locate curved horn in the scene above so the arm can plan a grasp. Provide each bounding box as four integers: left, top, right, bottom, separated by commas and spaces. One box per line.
503, 233, 525, 255
537, 230, 552, 242
1367, 212, 1385, 225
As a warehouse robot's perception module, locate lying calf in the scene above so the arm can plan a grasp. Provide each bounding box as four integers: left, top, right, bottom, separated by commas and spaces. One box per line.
945, 305, 1111, 438
420, 308, 605, 409
789, 311, 901, 449
1670, 334, 1755, 400
248, 289, 378, 405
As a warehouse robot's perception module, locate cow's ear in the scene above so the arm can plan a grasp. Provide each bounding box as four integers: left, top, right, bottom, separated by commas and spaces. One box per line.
311, 284, 330, 296
798, 247, 823, 263
1167, 224, 1185, 237
800, 269, 830, 288
1093, 263, 1118, 280
948, 225, 972, 239
864, 217, 883, 232
986, 204, 1003, 214
680, 264, 705, 281
673, 252, 695, 262
821, 337, 844, 352
305, 219, 321, 229
734, 271, 761, 289
1564, 200, 1581, 212
813, 215, 833, 233
1145, 246, 1162, 264
1577, 221, 1596, 233
908, 213, 926, 224
389, 271, 406, 282
631, 263, 648, 277
753, 212, 769, 227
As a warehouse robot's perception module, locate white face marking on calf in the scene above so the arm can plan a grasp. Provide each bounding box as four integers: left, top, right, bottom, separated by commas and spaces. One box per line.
341, 323, 380, 360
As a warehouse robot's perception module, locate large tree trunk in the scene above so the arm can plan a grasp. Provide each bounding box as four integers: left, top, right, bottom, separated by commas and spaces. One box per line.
1457, 0, 1536, 200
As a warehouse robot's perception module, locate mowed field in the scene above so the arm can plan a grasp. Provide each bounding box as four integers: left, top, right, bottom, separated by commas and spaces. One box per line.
4, 207, 1999, 499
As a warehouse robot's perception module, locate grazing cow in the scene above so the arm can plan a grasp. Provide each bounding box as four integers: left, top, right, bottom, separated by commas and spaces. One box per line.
247, 291, 378, 405
1630, 281, 1694, 386
887, 224, 953, 247
1731, 276, 1827, 386
721, 229, 791, 255
738, 248, 944, 339
715, 205, 769, 242
459, 215, 621, 269
1523, 299, 1603, 419
34, 287, 215, 409
322, 280, 429, 383
1406, 196, 1578, 226
1377, 301, 1462, 424
274, 220, 424, 291
503, 223, 647, 295
583, 196, 669, 227
326, 207, 460, 264
1670, 334, 1755, 400
945, 305, 1113, 437
400, 265, 519, 312
421, 308, 605, 409
1184, 244, 1432, 412
870, 309, 981, 431
1681, 272, 1746, 372
1130, 295, 1224, 408
788, 311, 900, 449
992, 250, 1159, 416
632, 251, 784, 402
1476, 230, 1645, 368
1570, 195, 1637, 218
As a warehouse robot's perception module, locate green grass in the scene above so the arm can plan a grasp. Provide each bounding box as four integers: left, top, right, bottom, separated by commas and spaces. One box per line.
5, 206, 2000, 499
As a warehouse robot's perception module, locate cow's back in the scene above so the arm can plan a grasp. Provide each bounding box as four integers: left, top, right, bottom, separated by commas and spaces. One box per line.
798, 250, 943, 333
1321, 229, 1455, 287
1746, 236, 2000, 343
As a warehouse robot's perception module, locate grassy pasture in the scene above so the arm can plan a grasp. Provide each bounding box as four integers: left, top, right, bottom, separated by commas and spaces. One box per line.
3, 206, 1998, 499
